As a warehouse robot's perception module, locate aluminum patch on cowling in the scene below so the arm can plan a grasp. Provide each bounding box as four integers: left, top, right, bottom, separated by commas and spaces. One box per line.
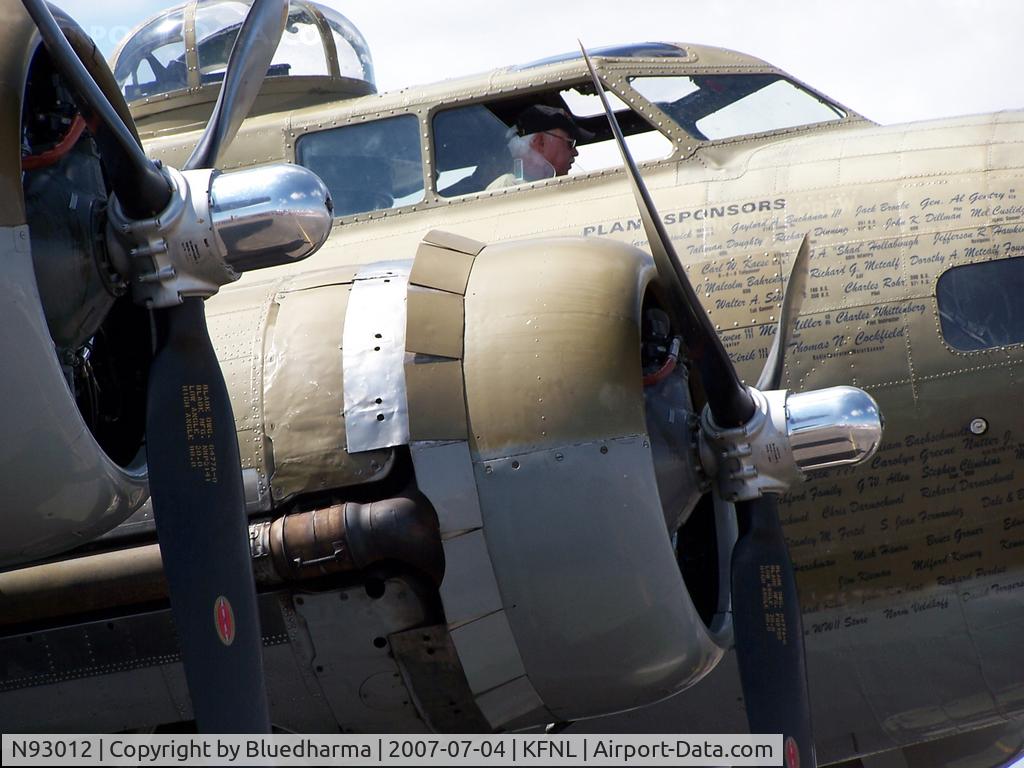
343, 260, 412, 453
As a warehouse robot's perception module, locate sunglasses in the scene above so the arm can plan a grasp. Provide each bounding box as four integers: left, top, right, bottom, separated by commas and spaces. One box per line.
542, 131, 577, 149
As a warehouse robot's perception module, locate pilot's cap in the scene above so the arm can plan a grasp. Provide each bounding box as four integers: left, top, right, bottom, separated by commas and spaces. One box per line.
515, 105, 595, 141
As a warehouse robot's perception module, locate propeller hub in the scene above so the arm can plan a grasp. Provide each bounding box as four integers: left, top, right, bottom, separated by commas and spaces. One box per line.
106, 165, 235, 307
700, 387, 796, 502
786, 386, 883, 471
106, 163, 333, 307
209, 163, 333, 272
699, 385, 882, 502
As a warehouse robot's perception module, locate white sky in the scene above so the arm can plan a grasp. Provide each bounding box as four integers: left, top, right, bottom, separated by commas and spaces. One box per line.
58, 0, 1024, 125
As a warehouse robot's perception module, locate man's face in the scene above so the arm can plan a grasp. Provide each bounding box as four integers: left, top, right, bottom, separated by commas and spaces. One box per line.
535, 129, 578, 176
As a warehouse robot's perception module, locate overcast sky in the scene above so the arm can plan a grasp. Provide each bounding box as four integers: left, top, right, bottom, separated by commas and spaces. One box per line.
58, 0, 1024, 126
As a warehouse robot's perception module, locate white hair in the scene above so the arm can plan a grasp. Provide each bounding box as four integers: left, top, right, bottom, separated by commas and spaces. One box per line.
506, 130, 536, 159
503, 127, 555, 181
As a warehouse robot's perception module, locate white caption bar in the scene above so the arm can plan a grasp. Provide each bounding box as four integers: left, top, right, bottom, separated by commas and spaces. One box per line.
3, 734, 782, 766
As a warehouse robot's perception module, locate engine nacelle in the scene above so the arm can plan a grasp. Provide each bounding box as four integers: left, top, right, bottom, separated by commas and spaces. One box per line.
438, 234, 726, 726
3, 6, 333, 567
1, 7, 150, 566
208, 230, 730, 727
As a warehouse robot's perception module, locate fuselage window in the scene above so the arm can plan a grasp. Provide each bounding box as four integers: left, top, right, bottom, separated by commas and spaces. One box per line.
433, 83, 674, 198
629, 75, 844, 141
296, 114, 425, 218
936, 258, 1024, 351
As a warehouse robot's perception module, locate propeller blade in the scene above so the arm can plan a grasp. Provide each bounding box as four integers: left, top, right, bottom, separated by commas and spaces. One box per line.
145, 0, 286, 729
756, 235, 811, 391
146, 298, 270, 733
580, 44, 753, 427
732, 495, 815, 768
185, 0, 289, 170
23, 0, 277, 731
20, 0, 170, 218
581, 44, 815, 763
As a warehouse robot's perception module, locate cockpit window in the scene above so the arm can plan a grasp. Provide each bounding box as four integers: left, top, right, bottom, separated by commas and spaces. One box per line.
296, 114, 425, 218
629, 75, 845, 141
433, 83, 673, 198
272, 7, 329, 76
937, 259, 1024, 351
559, 86, 674, 176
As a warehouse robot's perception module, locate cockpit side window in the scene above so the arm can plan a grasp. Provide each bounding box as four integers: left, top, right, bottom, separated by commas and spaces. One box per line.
433, 82, 674, 198
936, 258, 1024, 351
296, 114, 425, 218
433, 106, 514, 198
629, 75, 845, 141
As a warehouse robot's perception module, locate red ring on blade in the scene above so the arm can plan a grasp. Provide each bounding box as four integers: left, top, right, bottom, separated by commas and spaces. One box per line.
214, 596, 236, 646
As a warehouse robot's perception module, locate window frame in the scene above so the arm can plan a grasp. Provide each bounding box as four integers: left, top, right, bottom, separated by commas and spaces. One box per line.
935, 257, 1024, 353
294, 111, 432, 223
287, 57, 859, 221
605, 60, 856, 152
426, 74, 684, 202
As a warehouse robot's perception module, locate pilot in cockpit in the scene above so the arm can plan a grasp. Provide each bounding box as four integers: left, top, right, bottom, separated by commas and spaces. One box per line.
485, 105, 593, 189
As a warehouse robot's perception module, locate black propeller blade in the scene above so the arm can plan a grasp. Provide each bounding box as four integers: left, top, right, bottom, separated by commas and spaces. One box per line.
23, 0, 288, 732
581, 45, 815, 767
147, 298, 269, 732
732, 494, 814, 768
742, 237, 815, 768
148, 0, 286, 731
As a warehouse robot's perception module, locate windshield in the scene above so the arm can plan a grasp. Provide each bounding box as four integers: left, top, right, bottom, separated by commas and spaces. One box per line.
630, 74, 845, 141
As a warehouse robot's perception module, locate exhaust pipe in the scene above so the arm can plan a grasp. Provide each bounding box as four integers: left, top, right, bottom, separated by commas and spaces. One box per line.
0, 492, 442, 628
250, 494, 444, 586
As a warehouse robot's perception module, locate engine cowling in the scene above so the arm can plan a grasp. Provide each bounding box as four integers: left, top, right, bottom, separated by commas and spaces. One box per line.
1, 8, 149, 566
439, 234, 726, 725
205, 230, 730, 727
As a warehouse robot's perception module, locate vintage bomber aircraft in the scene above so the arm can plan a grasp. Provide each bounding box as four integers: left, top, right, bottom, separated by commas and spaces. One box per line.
2, 0, 1023, 765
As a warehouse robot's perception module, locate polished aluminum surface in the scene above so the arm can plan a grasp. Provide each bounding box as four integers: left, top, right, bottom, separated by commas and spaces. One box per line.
108, 166, 235, 307
342, 260, 411, 453
472, 435, 726, 722
209, 163, 333, 272
786, 385, 883, 471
